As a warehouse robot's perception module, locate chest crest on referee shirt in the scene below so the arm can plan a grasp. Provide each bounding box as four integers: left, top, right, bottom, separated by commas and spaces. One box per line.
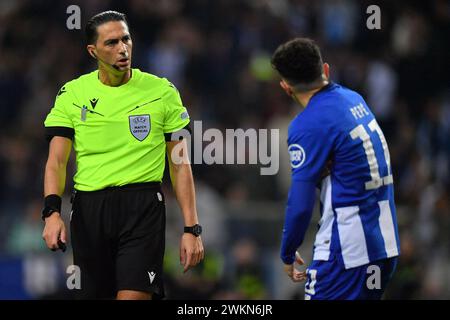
129, 114, 151, 141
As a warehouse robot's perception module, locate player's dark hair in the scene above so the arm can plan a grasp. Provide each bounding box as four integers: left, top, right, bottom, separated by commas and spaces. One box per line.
85, 11, 128, 44
271, 38, 324, 85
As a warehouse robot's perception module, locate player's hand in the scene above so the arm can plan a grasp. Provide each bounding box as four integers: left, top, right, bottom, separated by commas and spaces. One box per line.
283, 252, 307, 282
42, 212, 67, 252
180, 233, 204, 273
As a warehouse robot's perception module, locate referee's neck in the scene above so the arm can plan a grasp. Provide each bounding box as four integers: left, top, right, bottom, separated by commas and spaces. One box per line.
98, 66, 131, 87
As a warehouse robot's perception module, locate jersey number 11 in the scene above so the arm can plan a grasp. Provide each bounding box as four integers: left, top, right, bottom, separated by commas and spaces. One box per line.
350, 119, 393, 190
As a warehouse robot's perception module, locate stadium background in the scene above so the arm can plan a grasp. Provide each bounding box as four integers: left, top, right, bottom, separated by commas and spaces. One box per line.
0, 0, 448, 299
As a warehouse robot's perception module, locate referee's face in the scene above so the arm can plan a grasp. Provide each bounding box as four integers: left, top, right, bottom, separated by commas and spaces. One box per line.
90, 21, 133, 72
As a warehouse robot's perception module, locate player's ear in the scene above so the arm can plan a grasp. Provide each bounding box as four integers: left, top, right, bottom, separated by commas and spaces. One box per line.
87, 45, 97, 59
280, 80, 293, 96
323, 63, 330, 80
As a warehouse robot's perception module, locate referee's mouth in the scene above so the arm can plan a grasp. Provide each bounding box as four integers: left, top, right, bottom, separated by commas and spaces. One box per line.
117, 57, 130, 67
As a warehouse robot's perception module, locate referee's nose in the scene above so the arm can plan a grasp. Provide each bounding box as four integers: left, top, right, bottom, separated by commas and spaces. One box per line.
119, 41, 130, 57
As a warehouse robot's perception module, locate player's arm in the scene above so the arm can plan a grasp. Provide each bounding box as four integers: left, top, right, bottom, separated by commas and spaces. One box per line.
281, 163, 332, 266
42, 136, 72, 251
281, 180, 316, 282
166, 139, 204, 273
280, 124, 333, 281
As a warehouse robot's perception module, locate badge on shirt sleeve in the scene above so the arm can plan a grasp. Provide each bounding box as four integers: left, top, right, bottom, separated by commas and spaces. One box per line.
129, 114, 151, 141
288, 144, 306, 168
181, 111, 189, 120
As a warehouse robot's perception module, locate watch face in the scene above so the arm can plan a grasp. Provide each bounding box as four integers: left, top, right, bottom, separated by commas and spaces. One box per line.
185, 224, 202, 236
193, 225, 202, 236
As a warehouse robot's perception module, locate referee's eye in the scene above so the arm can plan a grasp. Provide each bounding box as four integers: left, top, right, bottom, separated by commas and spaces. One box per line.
105, 39, 118, 47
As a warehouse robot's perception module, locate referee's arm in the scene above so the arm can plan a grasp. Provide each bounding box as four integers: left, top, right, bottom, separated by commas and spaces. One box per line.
166, 139, 204, 273
42, 136, 72, 250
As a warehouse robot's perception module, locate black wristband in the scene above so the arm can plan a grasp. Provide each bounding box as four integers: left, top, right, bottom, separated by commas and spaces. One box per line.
42, 194, 62, 220
45, 194, 62, 210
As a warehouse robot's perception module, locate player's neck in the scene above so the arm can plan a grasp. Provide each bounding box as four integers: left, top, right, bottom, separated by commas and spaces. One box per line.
294, 81, 328, 108
98, 66, 131, 87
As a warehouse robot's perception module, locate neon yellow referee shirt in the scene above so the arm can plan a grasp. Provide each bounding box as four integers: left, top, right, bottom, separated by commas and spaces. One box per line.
44, 69, 190, 191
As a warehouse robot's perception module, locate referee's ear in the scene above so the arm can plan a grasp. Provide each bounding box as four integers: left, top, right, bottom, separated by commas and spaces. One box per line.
87, 45, 97, 60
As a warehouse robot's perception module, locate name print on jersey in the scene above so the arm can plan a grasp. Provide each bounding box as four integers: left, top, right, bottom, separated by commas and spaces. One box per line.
350, 103, 370, 120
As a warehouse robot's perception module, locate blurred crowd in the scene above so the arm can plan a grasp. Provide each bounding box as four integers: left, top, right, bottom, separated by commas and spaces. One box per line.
0, 0, 449, 299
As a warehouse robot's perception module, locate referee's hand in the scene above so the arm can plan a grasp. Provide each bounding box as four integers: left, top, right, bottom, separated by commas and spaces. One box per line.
42, 213, 67, 252
180, 233, 204, 273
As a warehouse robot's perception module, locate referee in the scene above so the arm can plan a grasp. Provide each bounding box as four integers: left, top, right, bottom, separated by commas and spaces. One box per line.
41, 11, 204, 300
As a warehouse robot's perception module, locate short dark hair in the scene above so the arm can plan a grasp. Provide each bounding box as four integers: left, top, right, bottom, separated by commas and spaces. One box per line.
271, 38, 324, 85
85, 11, 128, 44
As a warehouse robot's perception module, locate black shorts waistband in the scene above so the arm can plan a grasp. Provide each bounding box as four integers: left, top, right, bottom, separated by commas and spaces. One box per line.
74, 182, 162, 194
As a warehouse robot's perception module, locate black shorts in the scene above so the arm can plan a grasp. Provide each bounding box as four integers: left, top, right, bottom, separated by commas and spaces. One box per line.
70, 182, 165, 299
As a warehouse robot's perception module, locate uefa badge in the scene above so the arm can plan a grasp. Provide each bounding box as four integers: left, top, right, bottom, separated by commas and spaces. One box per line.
288, 144, 306, 168
129, 114, 151, 141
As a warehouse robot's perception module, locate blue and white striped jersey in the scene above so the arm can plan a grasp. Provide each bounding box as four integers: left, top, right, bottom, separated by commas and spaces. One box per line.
285, 82, 400, 269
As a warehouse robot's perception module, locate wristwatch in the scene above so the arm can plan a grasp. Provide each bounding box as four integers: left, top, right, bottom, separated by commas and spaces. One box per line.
41, 207, 59, 221
184, 224, 202, 237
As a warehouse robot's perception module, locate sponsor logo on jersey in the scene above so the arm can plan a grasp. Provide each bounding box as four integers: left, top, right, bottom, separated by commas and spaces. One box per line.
288, 144, 306, 168
57, 86, 66, 97
89, 98, 99, 109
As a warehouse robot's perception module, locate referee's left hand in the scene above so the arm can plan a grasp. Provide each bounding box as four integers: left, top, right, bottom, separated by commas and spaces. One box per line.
42, 212, 67, 252
180, 234, 204, 273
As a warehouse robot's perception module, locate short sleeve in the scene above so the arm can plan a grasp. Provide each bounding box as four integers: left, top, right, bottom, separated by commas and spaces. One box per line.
44, 84, 75, 141
162, 81, 190, 135
287, 126, 333, 182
